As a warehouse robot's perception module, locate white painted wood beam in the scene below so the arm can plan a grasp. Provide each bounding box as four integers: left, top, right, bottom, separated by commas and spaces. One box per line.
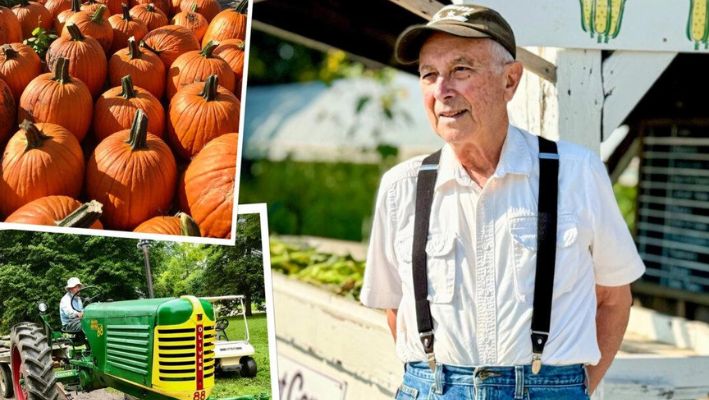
509, 48, 603, 151
601, 51, 676, 140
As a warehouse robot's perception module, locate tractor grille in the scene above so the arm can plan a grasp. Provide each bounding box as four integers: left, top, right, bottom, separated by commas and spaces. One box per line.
155, 324, 215, 382
106, 325, 151, 375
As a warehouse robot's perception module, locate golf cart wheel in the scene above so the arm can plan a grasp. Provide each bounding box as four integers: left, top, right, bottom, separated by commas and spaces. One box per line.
0, 364, 13, 398
240, 356, 257, 378
10, 323, 60, 400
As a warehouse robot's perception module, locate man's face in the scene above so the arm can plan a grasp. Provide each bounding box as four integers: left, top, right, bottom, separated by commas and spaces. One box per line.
69, 285, 81, 295
418, 33, 519, 145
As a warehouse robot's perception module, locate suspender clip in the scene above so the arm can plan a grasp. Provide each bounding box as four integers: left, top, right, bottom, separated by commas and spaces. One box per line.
531, 330, 548, 375
419, 330, 436, 371
531, 352, 542, 375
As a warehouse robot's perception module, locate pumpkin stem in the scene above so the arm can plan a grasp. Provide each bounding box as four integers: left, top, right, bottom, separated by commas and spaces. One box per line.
1, 44, 18, 59
235, 0, 247, 14
70, 0, 80, 12
146, 3, 155, 12
200, 74, 219, 101
126, 109, 149, 150
120, 75, 137, 99
53, 57, 72, 83
127, 36, 141, 59
65, 23, 85, 41
140, 39, 160, 54
57, 200, 103, 228
177, 212, 201, 236
19, 120, 50, 151
121, 2, 131, 20
91, 5, 107, 22
201, 40, 219, 57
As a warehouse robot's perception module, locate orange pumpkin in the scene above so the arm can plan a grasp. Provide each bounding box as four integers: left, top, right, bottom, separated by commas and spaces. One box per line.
62, 5, 113, 53
167, 74, 239, 159
133, 212, 201, 235
86, 109, 177, 230
19, 57, 93, 141
166, 40, 234, 98
129, 3, 166, 31
201, 1, 246, 47
11, 0, 52, 39
79, 0, 110, 16
5, 196, 103, 228
141, 24, 198, 68
93, 74, 164, 141
178, 132, 237, 238
107, 4, 147, 54
131, 0, 169, 18
0, 78, 15, 145
54, 0, 81, 33
109, 36, 164, 98
47, 23, 107, 98
0, 120, 84, 217
0, 43, 41, 102
96, 0, 122, 16
170, 4, 206, 41
213, 38, 244, 95
43, 0, 70, 19
178, 0, 218, 22
0, 6, 23, 44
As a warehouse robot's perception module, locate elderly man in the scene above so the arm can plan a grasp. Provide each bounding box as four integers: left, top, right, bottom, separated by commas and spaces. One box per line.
60, 277, 84, 333
361, 4, 645, 399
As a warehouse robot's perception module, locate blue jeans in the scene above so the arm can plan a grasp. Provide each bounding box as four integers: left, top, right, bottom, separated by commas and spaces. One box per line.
395, 362, 589, 400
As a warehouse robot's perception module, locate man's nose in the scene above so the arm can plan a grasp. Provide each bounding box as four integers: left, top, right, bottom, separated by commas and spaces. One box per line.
433, 76, 454, 100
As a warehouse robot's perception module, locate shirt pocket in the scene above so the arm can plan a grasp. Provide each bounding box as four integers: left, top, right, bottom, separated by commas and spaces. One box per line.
509, 213, 580, 304
394, 232, 457, 304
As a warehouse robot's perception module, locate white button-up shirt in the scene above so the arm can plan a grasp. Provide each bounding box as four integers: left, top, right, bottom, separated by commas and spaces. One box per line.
361, 125, 645, 367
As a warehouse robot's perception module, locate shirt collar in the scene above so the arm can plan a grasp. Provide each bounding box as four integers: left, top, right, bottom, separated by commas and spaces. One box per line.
435, 125, 533, 190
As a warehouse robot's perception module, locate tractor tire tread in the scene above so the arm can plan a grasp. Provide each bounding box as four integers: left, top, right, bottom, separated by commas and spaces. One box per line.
10, 323, 60, 400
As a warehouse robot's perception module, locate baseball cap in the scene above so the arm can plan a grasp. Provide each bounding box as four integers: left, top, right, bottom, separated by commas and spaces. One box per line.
66, 277, 82, 289
395, 4, 516, 65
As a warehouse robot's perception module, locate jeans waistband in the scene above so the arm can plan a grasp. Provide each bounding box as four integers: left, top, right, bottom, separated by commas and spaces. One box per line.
405, 362, 586, 387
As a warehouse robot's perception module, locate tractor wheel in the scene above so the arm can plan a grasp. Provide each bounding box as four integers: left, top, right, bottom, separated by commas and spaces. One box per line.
0, 364, 13, 398
239, 356, 257, 378
10, 323, 60, 400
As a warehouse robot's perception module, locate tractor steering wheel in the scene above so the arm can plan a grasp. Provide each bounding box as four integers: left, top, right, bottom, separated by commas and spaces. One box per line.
70, 285, 101, 312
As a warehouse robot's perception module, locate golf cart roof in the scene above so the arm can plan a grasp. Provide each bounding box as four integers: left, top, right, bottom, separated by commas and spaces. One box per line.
202, 295, 245, 302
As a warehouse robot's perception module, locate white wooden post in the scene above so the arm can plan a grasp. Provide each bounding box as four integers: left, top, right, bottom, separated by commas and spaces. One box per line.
509, 47, 604, 151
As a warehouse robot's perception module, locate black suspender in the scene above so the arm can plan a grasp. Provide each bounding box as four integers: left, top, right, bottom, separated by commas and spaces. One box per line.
531, 136, 560, 373
411, 136, 559, 373
411, 149, 441, 371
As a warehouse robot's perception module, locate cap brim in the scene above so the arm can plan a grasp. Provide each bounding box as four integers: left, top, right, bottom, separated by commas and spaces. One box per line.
394, 23, 492, 65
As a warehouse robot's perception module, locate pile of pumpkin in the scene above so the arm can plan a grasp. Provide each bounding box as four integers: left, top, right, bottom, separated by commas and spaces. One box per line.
0, 0, 248, 238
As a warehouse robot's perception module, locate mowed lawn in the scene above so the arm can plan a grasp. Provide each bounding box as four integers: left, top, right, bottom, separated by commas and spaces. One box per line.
212, 313, 272, 398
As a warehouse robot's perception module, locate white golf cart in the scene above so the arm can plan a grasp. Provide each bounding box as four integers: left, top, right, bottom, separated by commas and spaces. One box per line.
203, 295, 258, 378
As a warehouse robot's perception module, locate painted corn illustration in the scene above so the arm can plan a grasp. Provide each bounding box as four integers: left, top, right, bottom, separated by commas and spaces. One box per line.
579, 0, 627, 43
687, 0, 709, 50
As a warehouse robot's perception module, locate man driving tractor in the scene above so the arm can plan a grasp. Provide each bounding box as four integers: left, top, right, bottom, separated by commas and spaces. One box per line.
59, 277, 84, 333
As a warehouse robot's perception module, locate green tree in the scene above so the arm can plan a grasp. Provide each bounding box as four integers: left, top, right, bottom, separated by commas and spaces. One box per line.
202, 214, 264, 315
0, 231, 145, 332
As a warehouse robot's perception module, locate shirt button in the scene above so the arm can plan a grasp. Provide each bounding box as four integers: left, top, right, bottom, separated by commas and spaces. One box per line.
485, 289, 492, 297
485, 243, 492, 251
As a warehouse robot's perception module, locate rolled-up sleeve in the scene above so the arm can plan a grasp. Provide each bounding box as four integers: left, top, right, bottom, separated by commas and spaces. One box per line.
586, 152, 646, 286
360, 176, 402, 309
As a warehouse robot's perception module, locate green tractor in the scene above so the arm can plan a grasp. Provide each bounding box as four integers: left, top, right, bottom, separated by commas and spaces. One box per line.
0, 286, 266, 400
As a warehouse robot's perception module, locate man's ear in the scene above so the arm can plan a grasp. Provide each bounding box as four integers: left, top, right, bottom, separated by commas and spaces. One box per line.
503, 61, 524, 102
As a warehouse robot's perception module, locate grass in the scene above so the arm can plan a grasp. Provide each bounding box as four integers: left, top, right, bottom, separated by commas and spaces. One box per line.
211, 313, 272, 399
